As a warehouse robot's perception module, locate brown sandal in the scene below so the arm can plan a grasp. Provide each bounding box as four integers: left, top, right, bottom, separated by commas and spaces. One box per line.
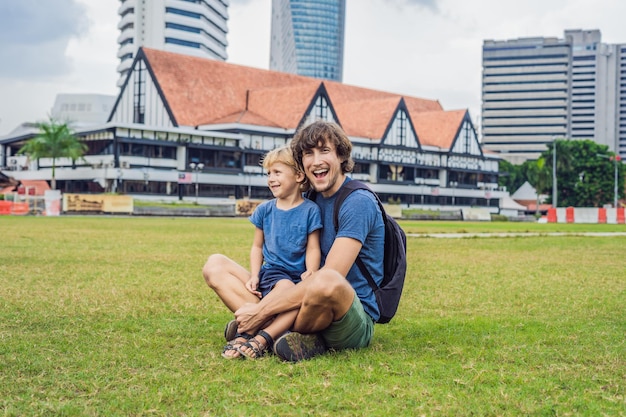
222, 332, 252, 359
238, 330, 274, 359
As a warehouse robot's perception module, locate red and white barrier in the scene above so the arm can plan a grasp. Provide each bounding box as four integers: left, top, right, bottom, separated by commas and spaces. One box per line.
547, 207, 625, 224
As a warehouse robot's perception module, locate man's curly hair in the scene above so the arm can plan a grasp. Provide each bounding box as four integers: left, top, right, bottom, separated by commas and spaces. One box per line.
290, 121, 354, 174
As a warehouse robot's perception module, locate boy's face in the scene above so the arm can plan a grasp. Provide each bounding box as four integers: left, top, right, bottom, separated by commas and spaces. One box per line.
266, 162, 304, 199
301, 140, 345, 197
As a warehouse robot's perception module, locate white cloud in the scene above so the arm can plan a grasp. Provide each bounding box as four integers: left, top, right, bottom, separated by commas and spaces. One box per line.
2, 0, 626, 135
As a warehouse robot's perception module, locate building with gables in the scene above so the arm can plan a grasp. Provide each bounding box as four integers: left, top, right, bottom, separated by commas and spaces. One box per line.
0, 48, 504, 210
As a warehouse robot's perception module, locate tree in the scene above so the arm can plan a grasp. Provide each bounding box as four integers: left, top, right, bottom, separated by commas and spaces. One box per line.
501, 139, 624, 208
543, 139, 623, 207
498, 159, 525, 194
18, 118, 87, 190
526, 157, 550, 216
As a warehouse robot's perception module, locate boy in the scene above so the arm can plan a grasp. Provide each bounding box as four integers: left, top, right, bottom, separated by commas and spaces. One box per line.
221, 145, 322, 359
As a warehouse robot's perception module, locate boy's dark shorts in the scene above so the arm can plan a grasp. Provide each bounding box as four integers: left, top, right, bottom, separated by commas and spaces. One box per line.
258, 267, 301, 298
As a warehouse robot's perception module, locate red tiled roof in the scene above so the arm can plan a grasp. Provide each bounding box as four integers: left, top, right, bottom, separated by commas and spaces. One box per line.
144, 48, 318, 128
515, 199, 553, 212
142, 48, 457, 145
411, 109, 467, 149
18, 180, 50, 196
1, 186, 15, 195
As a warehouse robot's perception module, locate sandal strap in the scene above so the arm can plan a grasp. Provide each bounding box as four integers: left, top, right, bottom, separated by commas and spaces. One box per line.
231, 332, 253, 342
238, 331, 274, 359
256, 330, 274, 348
241, 341, 262, 357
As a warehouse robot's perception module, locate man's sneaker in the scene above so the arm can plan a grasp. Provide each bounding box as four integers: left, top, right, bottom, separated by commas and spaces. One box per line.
224, 319, 238, 342
273, 332, 327, 362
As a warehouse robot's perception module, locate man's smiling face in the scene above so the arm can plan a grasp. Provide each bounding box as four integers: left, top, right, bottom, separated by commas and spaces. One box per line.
301, 140, 346, 197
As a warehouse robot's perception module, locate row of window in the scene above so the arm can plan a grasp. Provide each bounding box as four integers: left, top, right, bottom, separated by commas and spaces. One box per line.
165, 21, 225, 47
165, 7, 227, 40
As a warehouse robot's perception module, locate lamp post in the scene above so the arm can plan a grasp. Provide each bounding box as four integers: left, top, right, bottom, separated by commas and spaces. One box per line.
415, 177, 425, 205
552, 138, 558, 208
614, 156, 621, 208
116, 168, 123, 193
189, 162, 204, 204
450, 181, 458, 206
597, 154, 621, 207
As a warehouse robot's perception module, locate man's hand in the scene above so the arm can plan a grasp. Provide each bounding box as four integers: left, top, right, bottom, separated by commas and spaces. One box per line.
235, 302, 264, 334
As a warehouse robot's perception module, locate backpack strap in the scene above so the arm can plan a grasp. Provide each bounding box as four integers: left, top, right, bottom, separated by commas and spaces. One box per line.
332, 180, 386, 292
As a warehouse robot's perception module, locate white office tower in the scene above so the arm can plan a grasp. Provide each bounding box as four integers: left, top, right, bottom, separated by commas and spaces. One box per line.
482, 29, 626, 162
116, 0, 229, 87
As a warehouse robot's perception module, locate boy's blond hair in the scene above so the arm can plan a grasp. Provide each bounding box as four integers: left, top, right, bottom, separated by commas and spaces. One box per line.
261, 145, 309, 190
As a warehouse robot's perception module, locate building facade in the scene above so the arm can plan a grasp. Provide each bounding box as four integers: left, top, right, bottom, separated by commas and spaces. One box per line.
270, 0, 345, 82
482, 29, 626, 163
117, 0, 229, 87
1, 49, 503, 211
51, 94, 117, 126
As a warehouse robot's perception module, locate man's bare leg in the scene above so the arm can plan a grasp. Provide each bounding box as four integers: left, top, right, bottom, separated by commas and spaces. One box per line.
292, 268, 354, 333
271, 269, 356, 362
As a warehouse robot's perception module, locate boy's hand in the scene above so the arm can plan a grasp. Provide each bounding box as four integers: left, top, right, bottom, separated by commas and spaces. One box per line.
245, 276, 262, 298
300, 270, 316, 280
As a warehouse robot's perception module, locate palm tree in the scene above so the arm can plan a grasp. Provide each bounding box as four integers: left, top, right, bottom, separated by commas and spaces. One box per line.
527, 157, 550, 217
18, 118, 87, 189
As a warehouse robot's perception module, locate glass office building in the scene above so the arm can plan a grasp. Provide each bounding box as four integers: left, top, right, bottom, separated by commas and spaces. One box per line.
270, 0, 345, 82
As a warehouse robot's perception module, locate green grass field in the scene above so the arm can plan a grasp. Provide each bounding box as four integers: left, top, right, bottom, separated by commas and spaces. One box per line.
1, 216, 625, 416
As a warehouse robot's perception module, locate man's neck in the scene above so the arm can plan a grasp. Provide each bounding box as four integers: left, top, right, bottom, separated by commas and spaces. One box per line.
320, 174, 348, 198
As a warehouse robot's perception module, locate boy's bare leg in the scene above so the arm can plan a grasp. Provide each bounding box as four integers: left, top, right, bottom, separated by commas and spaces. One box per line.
235, 268, 354, 335
203, 254, 259, 313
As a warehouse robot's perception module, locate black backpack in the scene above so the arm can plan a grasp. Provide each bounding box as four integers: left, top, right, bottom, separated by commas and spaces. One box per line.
308, 180, 407, 324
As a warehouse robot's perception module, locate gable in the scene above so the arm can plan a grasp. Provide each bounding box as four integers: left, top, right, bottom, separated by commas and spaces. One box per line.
109, 53, 175, 128
324, 82, 441, 140
381, 102, 420, 149
298, 84, 340, 130
449, 116, 482, 157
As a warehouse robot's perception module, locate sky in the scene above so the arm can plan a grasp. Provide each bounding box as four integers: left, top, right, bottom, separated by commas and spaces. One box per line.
1, 0, 626, 136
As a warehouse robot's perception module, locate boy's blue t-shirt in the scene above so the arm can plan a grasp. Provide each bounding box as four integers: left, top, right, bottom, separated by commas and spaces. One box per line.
249, 198, 322, 274
314, 179, 385, 321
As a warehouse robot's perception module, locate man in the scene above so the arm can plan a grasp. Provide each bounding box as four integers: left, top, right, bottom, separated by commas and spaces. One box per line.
203, 120, 384, 361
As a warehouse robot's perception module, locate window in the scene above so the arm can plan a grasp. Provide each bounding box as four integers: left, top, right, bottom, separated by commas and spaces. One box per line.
313, 95, 329, 121
396, 111, 407, 146
133, 60, 146, 124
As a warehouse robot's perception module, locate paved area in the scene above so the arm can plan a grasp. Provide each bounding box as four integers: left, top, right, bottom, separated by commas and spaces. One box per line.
408, 232, 626, 239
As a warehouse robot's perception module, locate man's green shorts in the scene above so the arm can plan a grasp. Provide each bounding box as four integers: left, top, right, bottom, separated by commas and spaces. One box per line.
321, 293, 374, 350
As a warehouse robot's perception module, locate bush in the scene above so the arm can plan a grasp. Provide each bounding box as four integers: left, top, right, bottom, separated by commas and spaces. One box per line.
490, 214, 509, 222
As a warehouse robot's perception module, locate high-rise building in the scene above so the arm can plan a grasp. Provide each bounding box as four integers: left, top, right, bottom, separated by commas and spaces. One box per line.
482, 29, 626, 163
116, 0, 229, 87
270, 0, 345, 82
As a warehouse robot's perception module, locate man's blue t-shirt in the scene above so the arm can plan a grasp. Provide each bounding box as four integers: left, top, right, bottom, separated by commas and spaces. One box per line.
313, 178, 385, 321
249, 199, 322, 274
